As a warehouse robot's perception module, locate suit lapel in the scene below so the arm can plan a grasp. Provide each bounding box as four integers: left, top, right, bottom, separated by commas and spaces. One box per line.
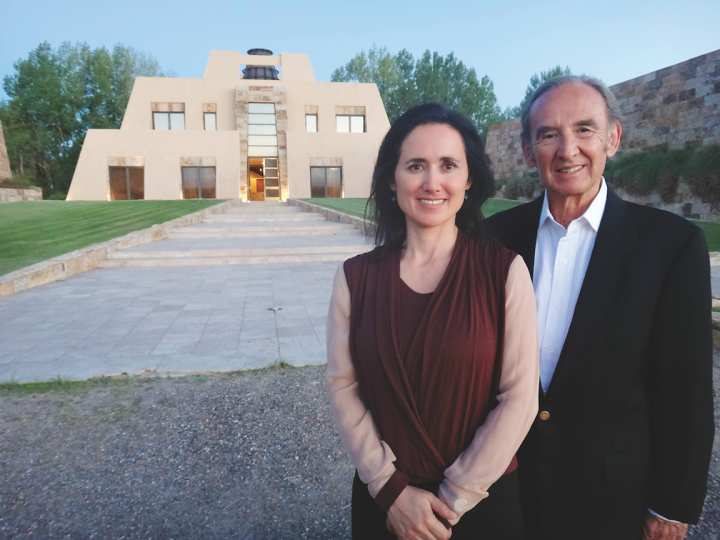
545, 189, 640, 399
504, 196, 543, 279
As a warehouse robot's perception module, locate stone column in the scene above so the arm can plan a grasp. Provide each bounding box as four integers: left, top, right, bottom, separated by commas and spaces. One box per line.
0, 120, 12, 182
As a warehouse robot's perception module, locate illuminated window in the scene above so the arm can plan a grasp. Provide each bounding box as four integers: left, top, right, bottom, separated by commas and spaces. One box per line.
109, 167, 144, 200
310, 167, 342, 198
182, 167, 216, 199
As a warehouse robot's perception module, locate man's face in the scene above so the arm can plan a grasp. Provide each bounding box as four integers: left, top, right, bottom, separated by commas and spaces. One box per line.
522, 83, 621, 202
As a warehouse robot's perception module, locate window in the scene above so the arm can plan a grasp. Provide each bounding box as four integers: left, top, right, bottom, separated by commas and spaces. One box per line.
182, 167, 216, 199
336, 115, 364, 133
247, 103, 278, 157
153, 112, 185, 130
310, 167, 342, 198
109, 167, 144, 200
204, 113, 216, 131
306, 114, 317, 132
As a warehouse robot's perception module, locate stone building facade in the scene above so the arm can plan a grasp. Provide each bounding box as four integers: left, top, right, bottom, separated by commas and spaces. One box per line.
486, 49, 720, 180
67, 49, 390, 202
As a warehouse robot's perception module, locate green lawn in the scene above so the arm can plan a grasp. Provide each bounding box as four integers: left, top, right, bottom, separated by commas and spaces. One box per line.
302, 198, 720, 251
0, 200, 224, 276
694, 221, 720, 252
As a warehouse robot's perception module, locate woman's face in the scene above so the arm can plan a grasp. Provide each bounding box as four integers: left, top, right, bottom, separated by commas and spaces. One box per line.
392, 123, 471, 233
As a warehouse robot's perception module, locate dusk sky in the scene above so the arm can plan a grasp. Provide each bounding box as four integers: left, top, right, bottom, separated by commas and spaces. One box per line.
1, 0, 719, 110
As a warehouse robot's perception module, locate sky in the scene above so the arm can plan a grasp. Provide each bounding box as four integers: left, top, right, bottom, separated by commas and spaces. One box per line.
1, 0, 719, 111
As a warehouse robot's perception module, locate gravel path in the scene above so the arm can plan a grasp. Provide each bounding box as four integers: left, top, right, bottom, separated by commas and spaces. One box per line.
1, 357, 718, 540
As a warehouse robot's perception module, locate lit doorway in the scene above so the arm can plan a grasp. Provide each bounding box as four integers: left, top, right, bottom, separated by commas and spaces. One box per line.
248, 158, 280, 201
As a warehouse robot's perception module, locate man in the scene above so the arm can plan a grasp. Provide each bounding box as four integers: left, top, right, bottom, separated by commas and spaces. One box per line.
487, 76, 714, 540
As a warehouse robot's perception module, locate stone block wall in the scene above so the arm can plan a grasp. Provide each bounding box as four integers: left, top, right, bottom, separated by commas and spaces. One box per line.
484, 117, 529, 180
0, 120, 12, 181
614, 49, 720, 152
485, 49, 720, 180
0, 187, 43, 203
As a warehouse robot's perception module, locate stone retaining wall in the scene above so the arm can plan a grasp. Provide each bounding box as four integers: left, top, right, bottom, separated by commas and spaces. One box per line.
0, 200, 240, 297
486, 49, 720, 180
287, 199, 369, 234
0, 187, 43, 203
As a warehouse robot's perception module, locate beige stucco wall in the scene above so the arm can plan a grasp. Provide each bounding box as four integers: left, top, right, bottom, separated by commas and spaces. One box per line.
69, 51, 389, 201
67, 130, 240, 200
121, 78, 240, 132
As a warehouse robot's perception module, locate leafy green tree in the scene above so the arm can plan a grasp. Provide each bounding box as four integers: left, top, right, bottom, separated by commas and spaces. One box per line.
503, 65, 573, 119
0, 42, 171, 197
332, 46, 503, 138
414, 51, 503, 136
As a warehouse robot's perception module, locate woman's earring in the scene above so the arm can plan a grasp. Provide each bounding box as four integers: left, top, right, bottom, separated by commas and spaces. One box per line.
464, 191, 469, 200
391, 195, 397, 202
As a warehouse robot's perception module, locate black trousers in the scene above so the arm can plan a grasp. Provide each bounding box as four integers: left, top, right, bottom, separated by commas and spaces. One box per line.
351, 470, 524, 539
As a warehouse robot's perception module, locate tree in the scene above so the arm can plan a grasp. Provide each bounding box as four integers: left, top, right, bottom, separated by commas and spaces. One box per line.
504, 65, 573, 119
0, 42, 171, 197
332, 46, 503, 138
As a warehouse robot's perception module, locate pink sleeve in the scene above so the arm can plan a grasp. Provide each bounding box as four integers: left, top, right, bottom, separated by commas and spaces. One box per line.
325, 264, 398, 497
439, 255, 539, 523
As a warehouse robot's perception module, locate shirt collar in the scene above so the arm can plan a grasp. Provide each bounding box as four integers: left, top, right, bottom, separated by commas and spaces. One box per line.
538, 178, 607, 232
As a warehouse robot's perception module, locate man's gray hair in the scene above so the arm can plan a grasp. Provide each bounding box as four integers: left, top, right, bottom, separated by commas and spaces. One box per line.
520, 75, 624, 147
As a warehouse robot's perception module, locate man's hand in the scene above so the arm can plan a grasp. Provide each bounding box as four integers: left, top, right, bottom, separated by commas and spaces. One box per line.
642, 512, 688, 540
384, 485, 456, 540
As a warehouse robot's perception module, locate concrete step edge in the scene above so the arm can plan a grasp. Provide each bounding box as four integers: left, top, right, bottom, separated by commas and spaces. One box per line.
108, 245, 371, 259
166, 230, 362, 237
203, 215, 326, 222
173, 225, 358, 232
98, 253, 359, 267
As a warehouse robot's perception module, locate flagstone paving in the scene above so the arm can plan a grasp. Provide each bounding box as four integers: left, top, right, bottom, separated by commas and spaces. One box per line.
0, 202, 371, 383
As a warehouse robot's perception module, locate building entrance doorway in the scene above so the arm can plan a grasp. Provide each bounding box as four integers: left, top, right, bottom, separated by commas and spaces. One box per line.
248, 158, 280, 201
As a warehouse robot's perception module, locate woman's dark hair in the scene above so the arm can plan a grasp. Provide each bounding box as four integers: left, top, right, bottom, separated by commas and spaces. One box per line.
366, 103, 496, 252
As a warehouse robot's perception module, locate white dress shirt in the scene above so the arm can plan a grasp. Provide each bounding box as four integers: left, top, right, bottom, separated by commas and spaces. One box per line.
533, 179, 607, 393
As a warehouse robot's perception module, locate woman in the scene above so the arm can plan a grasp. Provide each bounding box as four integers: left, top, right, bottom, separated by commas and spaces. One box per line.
326, 103, 538, 540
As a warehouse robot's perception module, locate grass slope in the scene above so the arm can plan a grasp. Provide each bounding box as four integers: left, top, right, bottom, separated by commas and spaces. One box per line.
302, 198, 720, 251
0, 200, 223, 276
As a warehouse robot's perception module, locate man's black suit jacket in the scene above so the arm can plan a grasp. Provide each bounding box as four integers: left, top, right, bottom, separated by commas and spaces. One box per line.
487, 188, 714, 540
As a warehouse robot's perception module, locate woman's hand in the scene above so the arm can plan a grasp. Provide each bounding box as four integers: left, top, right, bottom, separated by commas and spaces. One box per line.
385, 486, 456, 540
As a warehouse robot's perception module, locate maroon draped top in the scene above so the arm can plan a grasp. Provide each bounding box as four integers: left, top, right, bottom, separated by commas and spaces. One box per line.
343, 232, 518, 486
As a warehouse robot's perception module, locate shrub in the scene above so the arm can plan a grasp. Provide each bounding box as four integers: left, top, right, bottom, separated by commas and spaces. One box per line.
606, 144, 720, 205
501, 172, 543, 200
684, 145, 720, 204
605, 145, 686, 197
0, 173, 38, 190
47, 192, 67, 200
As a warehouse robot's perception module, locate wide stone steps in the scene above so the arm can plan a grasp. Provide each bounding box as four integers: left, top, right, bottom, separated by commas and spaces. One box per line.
167, 223, 360, 238
96, 201, 366, 267
202, 213, 326, 223
98, 245, 370, 268
223, 204, 304, 214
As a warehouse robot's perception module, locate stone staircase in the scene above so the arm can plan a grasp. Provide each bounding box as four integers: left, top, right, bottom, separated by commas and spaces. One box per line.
98, 201, 371, 268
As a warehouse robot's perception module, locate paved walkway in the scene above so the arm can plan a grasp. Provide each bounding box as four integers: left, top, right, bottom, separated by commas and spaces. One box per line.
0, 202, 370, 383
2, 202, 719, 384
